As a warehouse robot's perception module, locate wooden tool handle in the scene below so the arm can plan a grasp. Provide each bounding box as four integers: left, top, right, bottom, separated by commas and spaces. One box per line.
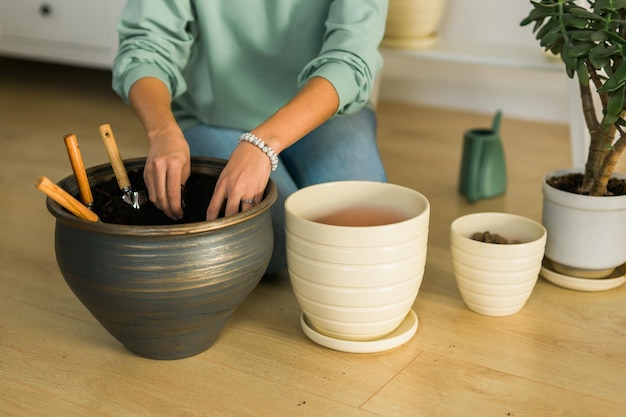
63, 133, 94, 206
35, 176, 100, 222
98, 124, 131, 190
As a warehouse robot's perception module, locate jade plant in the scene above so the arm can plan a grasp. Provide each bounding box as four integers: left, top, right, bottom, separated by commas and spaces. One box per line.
521, 0, 626, 196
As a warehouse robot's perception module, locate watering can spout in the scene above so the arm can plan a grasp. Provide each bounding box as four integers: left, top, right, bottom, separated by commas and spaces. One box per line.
492, 109, 502, 134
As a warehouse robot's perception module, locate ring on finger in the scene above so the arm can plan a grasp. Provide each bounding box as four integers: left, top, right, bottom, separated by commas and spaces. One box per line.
241, 198, 255, 207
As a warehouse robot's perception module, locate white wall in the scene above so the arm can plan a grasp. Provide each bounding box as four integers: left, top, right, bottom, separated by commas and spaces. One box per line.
379, 0, 572, 124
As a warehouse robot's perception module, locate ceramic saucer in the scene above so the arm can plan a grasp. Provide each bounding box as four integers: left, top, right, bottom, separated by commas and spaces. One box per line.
300, 309, 418, 354
540, 259, 626, 292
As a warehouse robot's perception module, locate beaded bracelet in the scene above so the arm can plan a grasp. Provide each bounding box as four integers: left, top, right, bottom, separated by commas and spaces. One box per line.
239, 132, 279, 171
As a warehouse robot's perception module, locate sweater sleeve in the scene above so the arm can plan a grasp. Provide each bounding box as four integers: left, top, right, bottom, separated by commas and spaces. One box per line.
111, 0, 195, 103
298, 0, 388, 115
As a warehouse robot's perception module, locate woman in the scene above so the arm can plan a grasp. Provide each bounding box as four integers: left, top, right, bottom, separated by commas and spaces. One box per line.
112, 0, 389, 275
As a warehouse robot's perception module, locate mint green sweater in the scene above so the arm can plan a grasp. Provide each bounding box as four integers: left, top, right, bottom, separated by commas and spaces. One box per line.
111, 0, 388, 131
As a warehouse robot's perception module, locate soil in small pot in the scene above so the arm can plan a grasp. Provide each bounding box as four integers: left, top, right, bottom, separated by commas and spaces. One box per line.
90, 169, 222, 225
471, 231, 521, 244
547, 173, 626, 196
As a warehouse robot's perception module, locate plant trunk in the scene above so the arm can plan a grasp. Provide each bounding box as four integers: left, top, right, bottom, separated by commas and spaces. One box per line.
583, 127, 613, 195
578, 77, 626, 196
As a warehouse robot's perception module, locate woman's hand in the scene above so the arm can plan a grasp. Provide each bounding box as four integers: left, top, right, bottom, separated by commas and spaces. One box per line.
128, 77, 191, 220
143, 128, 191, 220
206, 141, 271, 220
204, 76, 339, 220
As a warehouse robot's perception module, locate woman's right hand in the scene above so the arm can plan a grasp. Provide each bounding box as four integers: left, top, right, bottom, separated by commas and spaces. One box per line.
128, 77, 191, 220
143, 128, 191, 220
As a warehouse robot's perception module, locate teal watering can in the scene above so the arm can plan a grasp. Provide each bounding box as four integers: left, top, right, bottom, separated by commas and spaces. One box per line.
458, 110, 507, 202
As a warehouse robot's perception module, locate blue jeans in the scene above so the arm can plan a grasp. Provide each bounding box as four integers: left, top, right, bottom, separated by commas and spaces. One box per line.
184, 107, 387, 275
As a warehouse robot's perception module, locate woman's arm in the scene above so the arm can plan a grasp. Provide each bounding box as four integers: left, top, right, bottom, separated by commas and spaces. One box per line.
206, 76, 339, 219
128, 77, 191, 220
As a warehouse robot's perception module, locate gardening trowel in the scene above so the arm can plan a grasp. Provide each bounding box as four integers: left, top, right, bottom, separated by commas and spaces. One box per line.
98, 124, 147, 210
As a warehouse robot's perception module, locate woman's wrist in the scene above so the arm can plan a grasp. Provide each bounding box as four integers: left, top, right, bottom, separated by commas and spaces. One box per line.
239, 132, 279, 171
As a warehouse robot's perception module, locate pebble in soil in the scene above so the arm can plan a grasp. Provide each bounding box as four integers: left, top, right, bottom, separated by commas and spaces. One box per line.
471, 231, 521, 244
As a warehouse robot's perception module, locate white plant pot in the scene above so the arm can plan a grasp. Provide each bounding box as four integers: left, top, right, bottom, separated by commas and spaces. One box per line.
542, 169, 626, 278
285, 181, 429, 353
450, 212, 547, 317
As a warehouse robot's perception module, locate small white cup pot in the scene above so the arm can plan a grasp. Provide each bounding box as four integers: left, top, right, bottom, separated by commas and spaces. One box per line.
450, 212, 547, 317
285, 181, 430, 345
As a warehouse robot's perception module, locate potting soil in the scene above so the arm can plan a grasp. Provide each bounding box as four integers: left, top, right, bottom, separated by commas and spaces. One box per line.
90, 169, 220, 225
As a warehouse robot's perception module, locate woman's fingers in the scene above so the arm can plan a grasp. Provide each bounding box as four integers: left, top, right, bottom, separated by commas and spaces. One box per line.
206, 185, 226, 220
144, 151, 190, 220
205, 172, 267, 220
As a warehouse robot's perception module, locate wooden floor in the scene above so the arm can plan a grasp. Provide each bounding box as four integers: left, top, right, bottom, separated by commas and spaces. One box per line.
1, 57, 625, 417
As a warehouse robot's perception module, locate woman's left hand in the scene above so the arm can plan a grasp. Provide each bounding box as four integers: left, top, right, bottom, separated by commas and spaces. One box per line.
205, 142, 271, 220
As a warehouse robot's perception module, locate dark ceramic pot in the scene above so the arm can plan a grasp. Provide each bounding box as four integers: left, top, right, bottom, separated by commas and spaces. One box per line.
46, 157, 276, 360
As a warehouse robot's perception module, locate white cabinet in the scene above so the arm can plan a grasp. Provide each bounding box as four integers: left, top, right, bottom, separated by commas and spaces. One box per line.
0, 0, 126, 68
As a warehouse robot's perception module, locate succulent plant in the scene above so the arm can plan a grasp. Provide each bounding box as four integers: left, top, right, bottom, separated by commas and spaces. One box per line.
521, 0, 626, 195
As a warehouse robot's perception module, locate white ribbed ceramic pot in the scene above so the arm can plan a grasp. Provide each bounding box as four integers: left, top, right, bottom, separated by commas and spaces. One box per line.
285, 181, 430, 342
450, 212, 547, 317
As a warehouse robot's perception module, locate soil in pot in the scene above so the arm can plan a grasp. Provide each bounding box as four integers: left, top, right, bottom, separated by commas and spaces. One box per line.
89, 169, 223, 225
547, 173, 626, 196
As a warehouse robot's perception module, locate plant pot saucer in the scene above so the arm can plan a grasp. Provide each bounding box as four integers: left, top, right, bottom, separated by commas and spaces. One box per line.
540, 259, 626, 292
300, 309, 418, 353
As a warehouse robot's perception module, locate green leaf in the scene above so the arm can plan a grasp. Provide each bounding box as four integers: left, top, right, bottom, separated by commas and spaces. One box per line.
599, 60, 626, 92
563, 14, 590, 29
606, 85, 626, 116
568, 42, 595, 57
602, 112, 619, 129
521, 5, 554, 27
548, 39, 565, 55
569, 7, 602, 20
589, 30, 608, 42
561, 42, 578, 73
612, 59, 626, 83
603, 31, 626, 46
540, 30, 562, 47
589, 44, 616, 68
595, 0, 612, 10
596, 0, 626, 10
570, 29, 593, 41
600, 74, 622, 92
592, 44, 618, 58
521, 9, 548, 27
536, 17, 561, 40
589, 53, 610, 68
